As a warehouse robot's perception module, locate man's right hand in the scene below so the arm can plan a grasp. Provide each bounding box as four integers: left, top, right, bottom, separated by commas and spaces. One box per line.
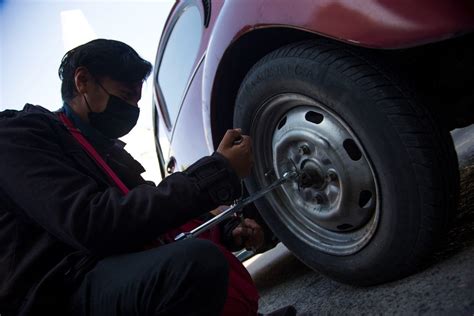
217, 129, 253, 178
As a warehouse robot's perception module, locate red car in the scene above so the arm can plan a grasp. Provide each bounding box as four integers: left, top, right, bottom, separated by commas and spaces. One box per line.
152, 0, 474, 285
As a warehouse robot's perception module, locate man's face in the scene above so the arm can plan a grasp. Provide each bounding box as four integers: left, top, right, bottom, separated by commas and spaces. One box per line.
87, 76, 143, 112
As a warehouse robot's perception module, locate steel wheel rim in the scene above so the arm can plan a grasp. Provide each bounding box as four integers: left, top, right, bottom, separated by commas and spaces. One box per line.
251, 93, 380, 256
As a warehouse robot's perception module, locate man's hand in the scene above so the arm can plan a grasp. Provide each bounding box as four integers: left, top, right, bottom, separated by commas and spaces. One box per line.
217, 129, 253, 178
232, 218, 265, 252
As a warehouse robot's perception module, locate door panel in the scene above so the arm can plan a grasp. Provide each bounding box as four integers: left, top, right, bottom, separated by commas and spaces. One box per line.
171, 63, 212, 172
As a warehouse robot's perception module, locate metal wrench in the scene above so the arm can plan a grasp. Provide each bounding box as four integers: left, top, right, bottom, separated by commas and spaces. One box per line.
174, 170, 299, 241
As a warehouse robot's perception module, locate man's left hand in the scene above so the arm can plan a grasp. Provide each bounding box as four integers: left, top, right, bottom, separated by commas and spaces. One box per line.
232, 218, 265, 251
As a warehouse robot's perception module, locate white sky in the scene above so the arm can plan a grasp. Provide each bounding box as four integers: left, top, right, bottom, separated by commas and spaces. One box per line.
0, 0, 175, 182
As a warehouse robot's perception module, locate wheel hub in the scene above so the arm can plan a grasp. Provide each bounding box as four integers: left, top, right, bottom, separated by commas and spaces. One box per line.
299, 160, 325, 189
251, 93, 380, 255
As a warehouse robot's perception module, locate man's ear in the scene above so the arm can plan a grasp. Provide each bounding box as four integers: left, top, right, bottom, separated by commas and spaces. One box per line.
74, 67, 91, 95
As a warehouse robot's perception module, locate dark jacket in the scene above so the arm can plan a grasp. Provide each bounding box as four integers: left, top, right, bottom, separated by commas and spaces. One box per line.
0, 104, 241, 315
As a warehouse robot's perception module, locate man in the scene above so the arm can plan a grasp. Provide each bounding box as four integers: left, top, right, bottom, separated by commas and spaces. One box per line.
0, 39, 295, 316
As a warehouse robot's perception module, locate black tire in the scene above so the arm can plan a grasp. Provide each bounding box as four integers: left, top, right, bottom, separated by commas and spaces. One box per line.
234, 40, 459, 286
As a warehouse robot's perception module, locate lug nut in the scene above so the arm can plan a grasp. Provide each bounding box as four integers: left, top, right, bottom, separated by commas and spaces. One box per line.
327, 171, 337, 181
314, 193, 324, 204
298, 145, 310, 155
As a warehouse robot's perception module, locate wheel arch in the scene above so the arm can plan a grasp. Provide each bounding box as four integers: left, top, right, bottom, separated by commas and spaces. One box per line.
210, 27, 320, 149
210, 29, 474, 144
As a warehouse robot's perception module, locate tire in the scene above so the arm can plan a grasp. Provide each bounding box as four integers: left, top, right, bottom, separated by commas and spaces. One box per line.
234, 40, 459, 286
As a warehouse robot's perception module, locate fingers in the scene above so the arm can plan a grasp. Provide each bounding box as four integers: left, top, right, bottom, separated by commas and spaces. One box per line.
245, 219, 264, 250
234, 135, 253, 158
216, 128, 253, 178
243, 218, 259, 229
232, 225, 252, 239
232, 218, 264, 251
237, 135, 252, 148
222, 129, 252, 149
221, 129, 242, 148
232, 226, 244, 246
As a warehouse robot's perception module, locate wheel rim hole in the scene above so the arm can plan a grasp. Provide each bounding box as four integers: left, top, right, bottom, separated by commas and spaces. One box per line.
305, 111, 324, 124
337, 224, 353, 231
277, 116, 287, 130
343, 139, 362, 161
359, 190, 372, 208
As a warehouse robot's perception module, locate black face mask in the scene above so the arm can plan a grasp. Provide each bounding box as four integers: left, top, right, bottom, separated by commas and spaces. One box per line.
85, 85, 140, 139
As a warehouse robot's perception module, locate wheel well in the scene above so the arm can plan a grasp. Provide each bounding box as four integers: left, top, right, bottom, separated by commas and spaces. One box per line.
210, 29, 474, 147
210, 27, 317, 148
357, 32, 474, 130
394, 32, 474, 129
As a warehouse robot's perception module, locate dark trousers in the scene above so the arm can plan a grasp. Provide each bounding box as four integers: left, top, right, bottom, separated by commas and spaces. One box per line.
69, 239, 230, 316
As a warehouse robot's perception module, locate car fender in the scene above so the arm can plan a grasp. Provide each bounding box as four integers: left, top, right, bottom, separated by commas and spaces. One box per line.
202, 0, 474, 148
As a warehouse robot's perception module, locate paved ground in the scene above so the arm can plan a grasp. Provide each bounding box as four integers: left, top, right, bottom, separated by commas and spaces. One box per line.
246, 125, 474, 315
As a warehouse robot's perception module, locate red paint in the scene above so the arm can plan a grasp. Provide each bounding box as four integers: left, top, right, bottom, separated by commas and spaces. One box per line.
154, 0, 474, 171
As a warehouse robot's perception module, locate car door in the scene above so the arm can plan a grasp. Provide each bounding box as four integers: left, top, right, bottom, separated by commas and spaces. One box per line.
153, 0, 211, 176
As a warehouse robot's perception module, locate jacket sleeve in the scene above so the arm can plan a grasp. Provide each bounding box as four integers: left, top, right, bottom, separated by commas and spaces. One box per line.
0, 113, 241, 255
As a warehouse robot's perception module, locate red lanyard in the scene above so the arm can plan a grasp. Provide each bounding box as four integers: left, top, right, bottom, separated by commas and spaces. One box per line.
58, 112, 130, 196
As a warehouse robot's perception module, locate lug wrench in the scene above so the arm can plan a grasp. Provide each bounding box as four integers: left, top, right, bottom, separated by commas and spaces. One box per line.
174, 170, 299, 241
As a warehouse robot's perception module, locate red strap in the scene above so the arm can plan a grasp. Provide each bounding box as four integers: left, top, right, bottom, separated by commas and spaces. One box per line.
58, 112, 130, 196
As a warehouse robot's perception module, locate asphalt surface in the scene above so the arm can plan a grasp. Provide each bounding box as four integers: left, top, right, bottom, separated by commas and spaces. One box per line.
246, 124, 474, 315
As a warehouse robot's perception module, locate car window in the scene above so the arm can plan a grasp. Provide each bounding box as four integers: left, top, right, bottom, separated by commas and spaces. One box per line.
157, 4, 203, 127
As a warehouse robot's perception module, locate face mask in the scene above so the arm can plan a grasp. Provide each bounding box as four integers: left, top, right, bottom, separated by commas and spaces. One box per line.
85, 85, 140, 139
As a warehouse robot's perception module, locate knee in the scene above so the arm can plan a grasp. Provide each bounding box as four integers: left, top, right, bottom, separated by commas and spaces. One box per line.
160, 239, 230, 314
151, 239, 229, 289
178, 239, 229, 284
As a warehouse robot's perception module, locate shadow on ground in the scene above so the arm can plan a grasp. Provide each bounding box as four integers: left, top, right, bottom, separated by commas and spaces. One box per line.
433, 164, 474, 262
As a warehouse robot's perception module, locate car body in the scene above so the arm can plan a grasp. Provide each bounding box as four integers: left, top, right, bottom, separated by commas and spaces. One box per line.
152, 0, 474, 285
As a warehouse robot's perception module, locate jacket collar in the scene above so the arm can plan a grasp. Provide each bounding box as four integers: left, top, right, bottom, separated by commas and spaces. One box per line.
62, 102, 125, 151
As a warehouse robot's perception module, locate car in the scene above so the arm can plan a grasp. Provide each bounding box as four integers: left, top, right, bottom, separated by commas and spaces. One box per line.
151, 0, 474, 286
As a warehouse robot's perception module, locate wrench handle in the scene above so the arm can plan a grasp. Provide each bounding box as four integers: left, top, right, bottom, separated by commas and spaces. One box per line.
175, 203, 242, 241
174, 171, 298, 241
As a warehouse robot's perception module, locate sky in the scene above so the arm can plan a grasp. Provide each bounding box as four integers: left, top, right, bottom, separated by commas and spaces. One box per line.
0, 0, 175, 182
